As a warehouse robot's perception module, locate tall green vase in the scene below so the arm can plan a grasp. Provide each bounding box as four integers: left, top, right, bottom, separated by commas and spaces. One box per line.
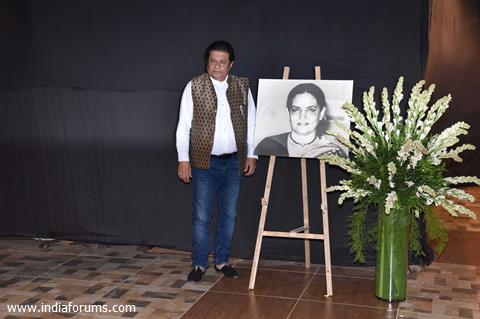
375, 206, 409, 301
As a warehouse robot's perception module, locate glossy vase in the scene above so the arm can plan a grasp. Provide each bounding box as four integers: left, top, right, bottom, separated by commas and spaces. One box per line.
375, 206, 409, 301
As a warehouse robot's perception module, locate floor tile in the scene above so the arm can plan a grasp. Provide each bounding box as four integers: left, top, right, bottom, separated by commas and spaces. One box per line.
0, 252, 74, 277
43, 255, 152, 283
0, 277, 115, 315
234, 258, 320, 273
289, 300, 397, 319
319, 265, 376, 279
72, 314, 129, 319
92, 284, 205, 318
399, 262, 480, 318
181, 291, 296, 319
211, 268, 313, 299
0, 312, 75, 318
0, 275, 35, 290
19, 277, 117, 302
235, 259, 375, 278
80, 244, 162, 260
398, 311, 480, 319
302, 274, 396, 309
154, 253, 192, 265
123, 261, 221, 292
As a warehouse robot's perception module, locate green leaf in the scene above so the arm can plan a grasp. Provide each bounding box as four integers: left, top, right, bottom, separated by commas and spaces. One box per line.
347, 204, 368, 263
424, 206, 448, 255
409, 213, 425, 257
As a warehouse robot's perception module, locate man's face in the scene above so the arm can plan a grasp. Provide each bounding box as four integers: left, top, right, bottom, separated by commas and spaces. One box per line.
289, 92, 323, 136
207, 50, 233, 81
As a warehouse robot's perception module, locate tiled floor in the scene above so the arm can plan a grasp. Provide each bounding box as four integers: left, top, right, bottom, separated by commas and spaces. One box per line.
182, 260, 397, 319
0, 187, 478, 318
184, 186, 480, 319
0, 241, 223, 318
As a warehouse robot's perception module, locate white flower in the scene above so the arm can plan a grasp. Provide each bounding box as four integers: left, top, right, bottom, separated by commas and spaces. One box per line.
409, 150, 422, 169
318, 154, 361, 175
387, 162, 397, 175
439, 144, 476, 162
397, 139, 413, 163
322, 77, 479, 222
417, 95, 451, 141
428, 122, 470, 155
367, 176, 382, 189
385, 191, 398, 215
387, 162, 396, 188
444, 176, 480, 185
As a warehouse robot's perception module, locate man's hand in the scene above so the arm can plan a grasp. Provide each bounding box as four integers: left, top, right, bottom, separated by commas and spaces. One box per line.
178, 161, 192, 183
243, 158, 256, 176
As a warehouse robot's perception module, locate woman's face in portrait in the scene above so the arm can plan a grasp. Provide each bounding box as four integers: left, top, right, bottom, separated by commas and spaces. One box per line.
288, 92, 322, 136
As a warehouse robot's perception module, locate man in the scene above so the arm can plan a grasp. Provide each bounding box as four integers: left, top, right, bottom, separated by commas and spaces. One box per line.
176, 40, 257, 282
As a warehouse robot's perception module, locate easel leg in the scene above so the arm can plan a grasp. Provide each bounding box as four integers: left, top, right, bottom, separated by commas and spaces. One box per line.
249, 156, 276, 290
320, 160, 333, 296
301, 158, 311, 269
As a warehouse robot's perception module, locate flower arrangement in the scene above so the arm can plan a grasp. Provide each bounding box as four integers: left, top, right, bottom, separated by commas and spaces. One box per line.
321, 77, 479, 264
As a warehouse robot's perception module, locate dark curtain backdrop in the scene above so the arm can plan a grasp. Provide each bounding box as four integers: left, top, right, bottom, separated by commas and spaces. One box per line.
0, 0, 429, 266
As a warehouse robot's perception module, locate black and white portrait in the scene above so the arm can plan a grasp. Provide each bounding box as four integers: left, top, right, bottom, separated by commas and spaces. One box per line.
254, 79, 353, 158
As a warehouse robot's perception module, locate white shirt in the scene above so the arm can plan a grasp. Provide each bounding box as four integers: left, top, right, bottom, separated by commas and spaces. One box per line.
176, 76, 257, 162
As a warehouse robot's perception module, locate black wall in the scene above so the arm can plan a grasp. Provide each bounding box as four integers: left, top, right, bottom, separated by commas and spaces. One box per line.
0, 0, 429, 266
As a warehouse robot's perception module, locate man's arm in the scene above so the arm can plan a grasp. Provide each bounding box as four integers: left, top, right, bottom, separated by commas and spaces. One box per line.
176, 81, 193, 183
244, 89, 257, 176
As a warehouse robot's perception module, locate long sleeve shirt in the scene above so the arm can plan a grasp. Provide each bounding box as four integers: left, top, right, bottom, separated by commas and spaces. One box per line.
176, 76, 257, 162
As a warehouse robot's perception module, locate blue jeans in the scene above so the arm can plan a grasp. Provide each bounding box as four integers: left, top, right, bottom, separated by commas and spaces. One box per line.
191, 155, 242, 269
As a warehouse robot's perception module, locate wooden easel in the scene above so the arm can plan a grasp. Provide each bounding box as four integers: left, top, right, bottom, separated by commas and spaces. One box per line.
248, 66, 333, 297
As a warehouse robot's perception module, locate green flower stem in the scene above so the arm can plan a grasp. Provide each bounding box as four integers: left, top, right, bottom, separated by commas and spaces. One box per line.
375, 205, 409, 301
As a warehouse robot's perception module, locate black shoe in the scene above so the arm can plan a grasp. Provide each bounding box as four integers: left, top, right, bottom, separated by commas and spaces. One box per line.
187, 266, 205, 282
214, 263, 239, 278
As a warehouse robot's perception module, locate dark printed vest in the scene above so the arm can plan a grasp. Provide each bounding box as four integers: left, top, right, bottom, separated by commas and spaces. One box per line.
190, 73, 249, 174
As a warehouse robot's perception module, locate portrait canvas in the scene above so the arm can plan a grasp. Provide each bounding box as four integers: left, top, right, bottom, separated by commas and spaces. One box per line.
253, 79, 353, 158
